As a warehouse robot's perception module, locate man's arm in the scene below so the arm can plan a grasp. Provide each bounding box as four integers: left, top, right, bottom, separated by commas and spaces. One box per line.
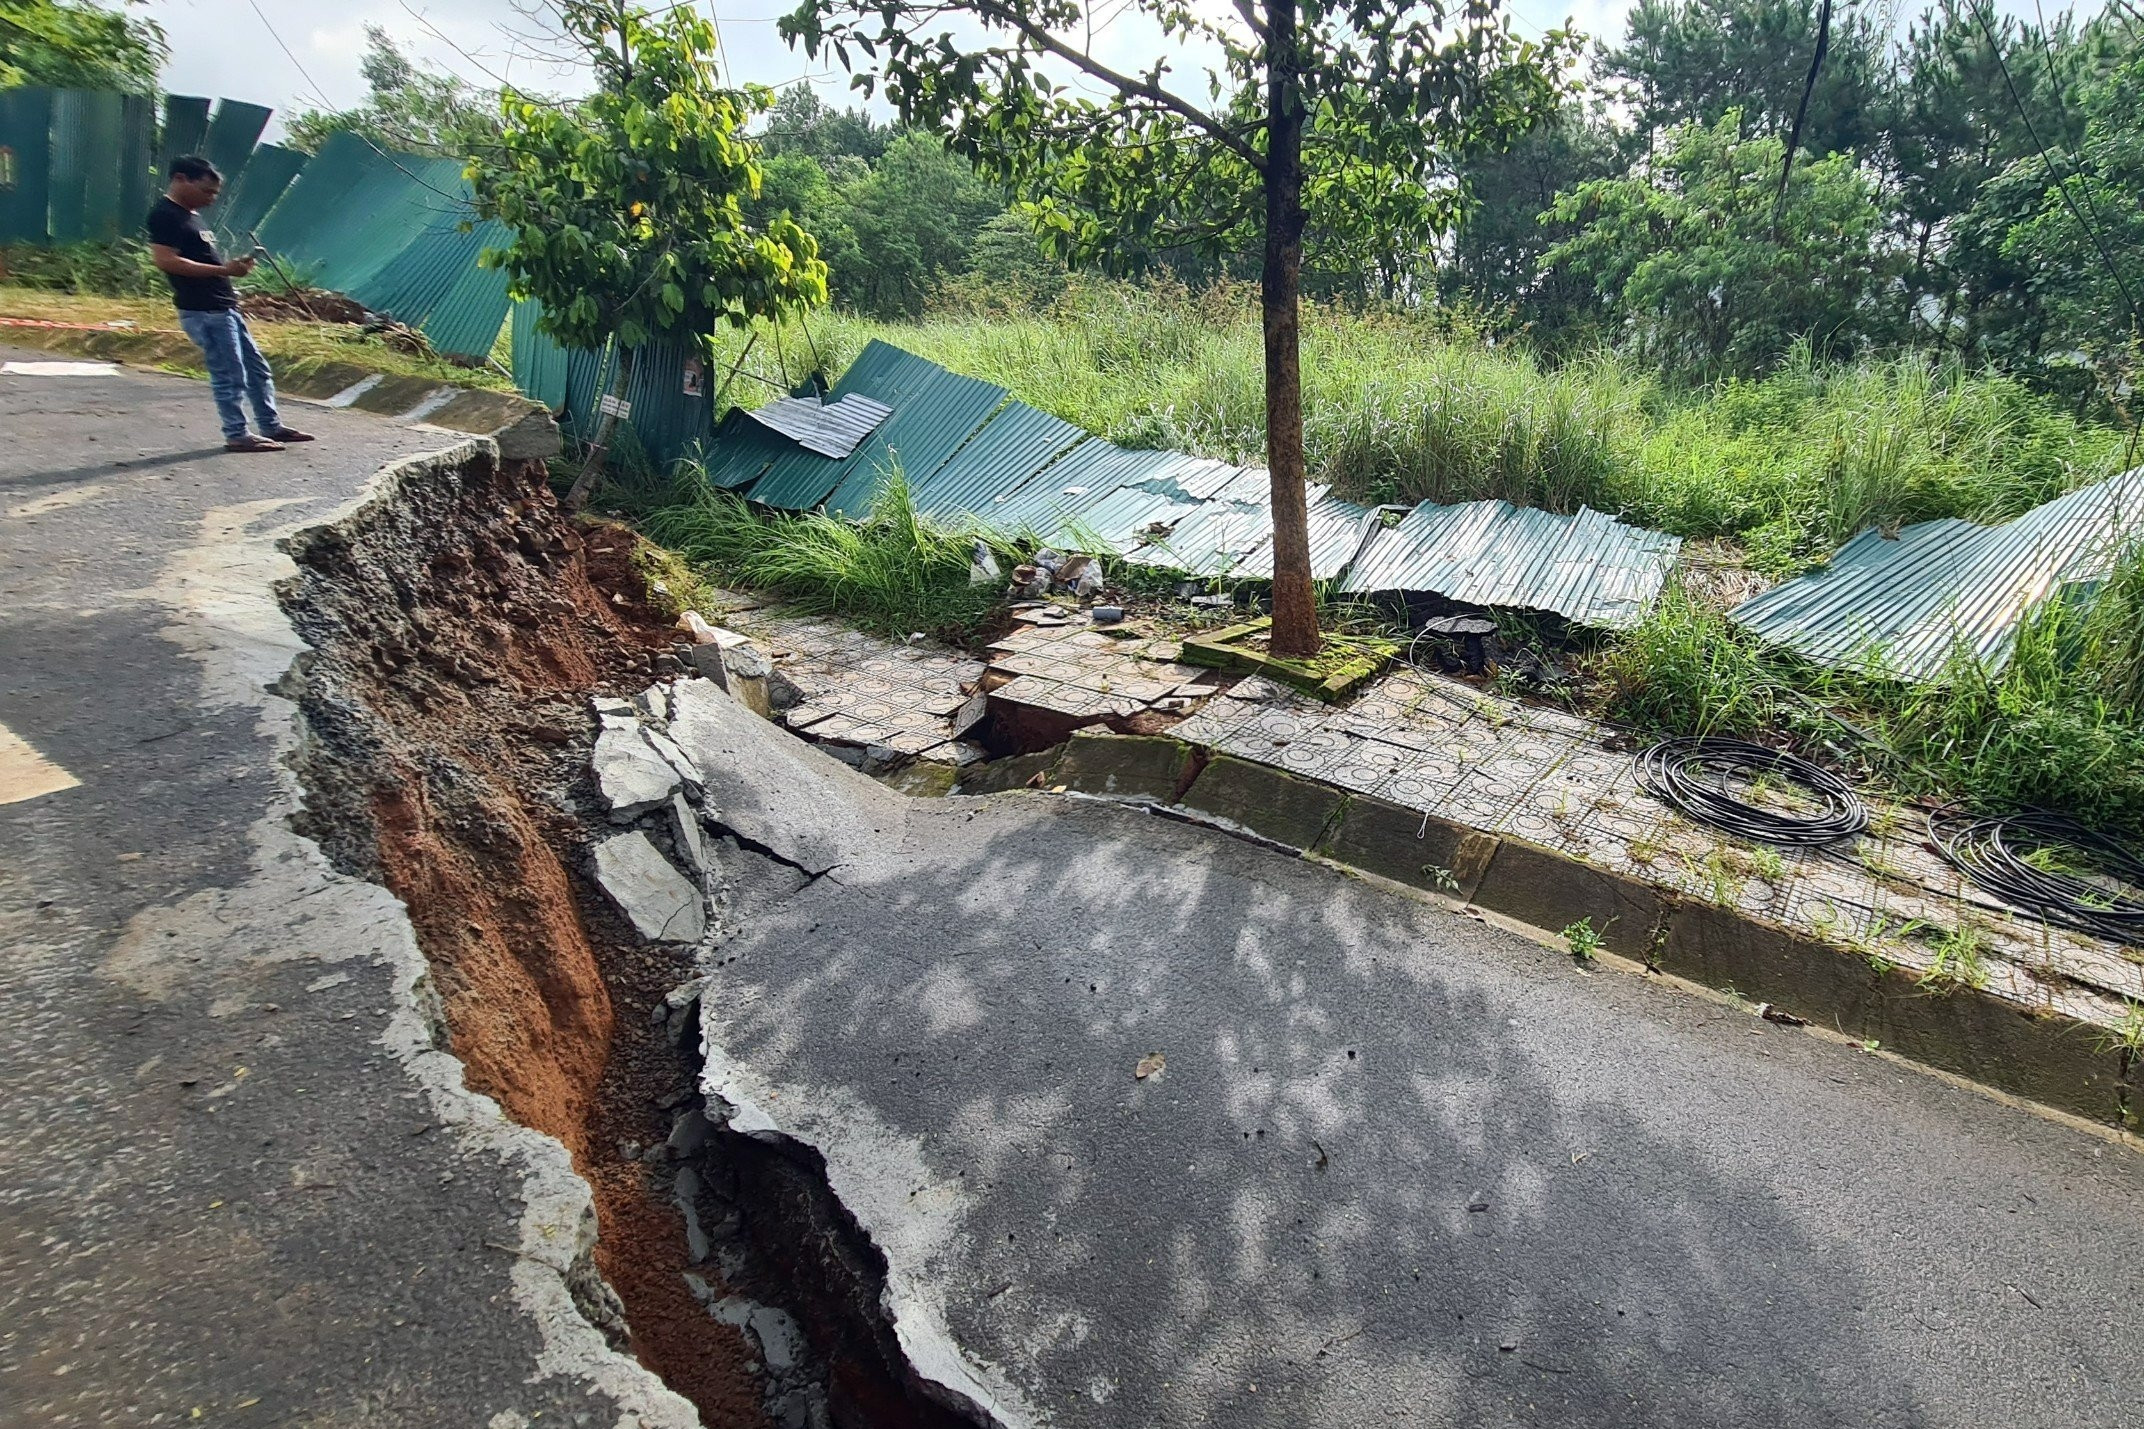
148, 244, 253, 279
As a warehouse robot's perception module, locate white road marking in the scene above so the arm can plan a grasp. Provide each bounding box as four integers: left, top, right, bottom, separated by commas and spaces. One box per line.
1, 360, 122, 377
0, 721, 80, 805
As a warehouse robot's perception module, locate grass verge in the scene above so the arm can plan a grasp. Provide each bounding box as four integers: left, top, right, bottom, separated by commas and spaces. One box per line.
0, 284, 516, 393
640, 472, 1022, 643
1597, 550, 2144, 836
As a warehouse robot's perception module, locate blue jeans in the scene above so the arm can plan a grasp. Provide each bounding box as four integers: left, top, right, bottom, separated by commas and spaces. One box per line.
177, 309, 281, 442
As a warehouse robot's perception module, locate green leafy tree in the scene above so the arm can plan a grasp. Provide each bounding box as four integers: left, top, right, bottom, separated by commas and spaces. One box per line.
1545, 110, 1896, 376
1996, 40, 2144, 421
0, 0, 164, 93
782, 0, 1574, 656
1599, 0, 1888, 160
834, 130, 1003, 317
745, 148, 865, 295
1441, 98, 1622, 345
1881, 1, 2102, 353
285, 25, 501, 157
953, 210, 1069, 310
758, 82, 890, 163
470, 0, 827, 500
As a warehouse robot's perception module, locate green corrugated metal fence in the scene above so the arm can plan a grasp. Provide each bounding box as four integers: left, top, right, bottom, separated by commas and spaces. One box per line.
215, 142, 308, 239
158, 95, 210, 173
256, 132, 509, 360
0, 87, 152, 244
0, 88, 56, 244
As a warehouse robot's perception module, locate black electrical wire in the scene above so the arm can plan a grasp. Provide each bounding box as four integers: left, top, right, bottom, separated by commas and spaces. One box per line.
1638, 737, 1869, 846
1927, 808, 2144, 944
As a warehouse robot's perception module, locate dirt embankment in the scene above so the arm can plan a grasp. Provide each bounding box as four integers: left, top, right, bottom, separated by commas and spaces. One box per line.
277, 443, 768, 1424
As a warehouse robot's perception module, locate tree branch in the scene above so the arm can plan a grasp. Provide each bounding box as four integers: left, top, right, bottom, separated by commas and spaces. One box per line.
964, 0, 1266, 172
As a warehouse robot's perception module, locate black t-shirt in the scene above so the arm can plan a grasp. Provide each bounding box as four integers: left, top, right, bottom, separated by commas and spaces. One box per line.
144, 197, 238, 312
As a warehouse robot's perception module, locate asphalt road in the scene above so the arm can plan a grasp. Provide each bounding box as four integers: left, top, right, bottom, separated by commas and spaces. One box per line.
8, 348, 2144, 1429
0, 351, 689, 1428
678, 678, 2144, 1429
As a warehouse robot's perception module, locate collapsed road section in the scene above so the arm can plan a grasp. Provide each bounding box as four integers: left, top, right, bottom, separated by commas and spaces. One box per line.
276, 439, 994, 1427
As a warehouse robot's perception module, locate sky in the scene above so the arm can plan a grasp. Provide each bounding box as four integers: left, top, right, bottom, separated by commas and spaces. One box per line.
146, 0, 1642, 137
147, 0, 2101, 141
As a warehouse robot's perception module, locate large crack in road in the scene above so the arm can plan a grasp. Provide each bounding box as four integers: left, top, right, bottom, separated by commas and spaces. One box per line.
276, 439, 990, 1427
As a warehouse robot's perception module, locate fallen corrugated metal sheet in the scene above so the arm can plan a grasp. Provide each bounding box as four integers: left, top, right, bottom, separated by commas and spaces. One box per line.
700, 408, 795, 489
702, 342, 1682, 627
983, 440, 1185, 542
1730, 466, 2144, 680
1233, 487, 1374, 582
744, 393, 892, 458
1338, 501, 1680, 628
908, 401, 1088, 519
215, 143, 309, 240
822, 350, 1008, 517
257, 134, 509, 359
750, 341, 1008, 514
1122, 463, 1277, 575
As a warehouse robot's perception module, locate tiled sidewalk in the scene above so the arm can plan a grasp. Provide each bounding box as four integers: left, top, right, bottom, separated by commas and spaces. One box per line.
1173, 669, 2142, 1024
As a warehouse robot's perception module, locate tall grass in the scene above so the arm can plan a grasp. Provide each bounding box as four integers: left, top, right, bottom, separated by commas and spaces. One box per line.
1602, 546, 2144, 834
640, 472, 1020, 642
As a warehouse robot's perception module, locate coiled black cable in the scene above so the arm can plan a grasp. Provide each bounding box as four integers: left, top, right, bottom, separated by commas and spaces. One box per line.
1637, 737, 1869, 846
1927, 808, 2144, 945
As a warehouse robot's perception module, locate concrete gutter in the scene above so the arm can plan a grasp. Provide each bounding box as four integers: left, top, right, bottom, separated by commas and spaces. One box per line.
0, 317, 561, 459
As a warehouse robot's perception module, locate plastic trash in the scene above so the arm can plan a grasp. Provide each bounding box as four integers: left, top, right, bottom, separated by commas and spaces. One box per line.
1092, 605, 1125, 625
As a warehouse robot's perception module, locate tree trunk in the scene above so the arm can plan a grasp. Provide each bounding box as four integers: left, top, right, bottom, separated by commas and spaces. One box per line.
565, 342, 637, 511
1261, 0, 1319, 660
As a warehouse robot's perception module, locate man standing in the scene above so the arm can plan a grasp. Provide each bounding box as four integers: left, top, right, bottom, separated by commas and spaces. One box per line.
145, 156, 313, 453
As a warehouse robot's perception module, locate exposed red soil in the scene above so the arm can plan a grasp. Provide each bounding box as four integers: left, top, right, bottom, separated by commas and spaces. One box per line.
281, 453, 768, 1425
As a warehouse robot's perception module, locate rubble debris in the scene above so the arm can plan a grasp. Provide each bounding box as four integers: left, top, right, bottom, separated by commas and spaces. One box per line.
591, 830, 706, 943
592, 719, 685, 819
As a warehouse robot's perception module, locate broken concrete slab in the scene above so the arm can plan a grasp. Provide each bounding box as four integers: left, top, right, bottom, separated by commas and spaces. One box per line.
667, 676, 901, 876
592, 830, 706, 944
636, 682, 673, 723
695, 714, 2144, 1429
670, 792, 712, 879
687, 632, 775, 718
953, 748, 1062, 796
642, 723, 702, 788
593, 722, 685, 819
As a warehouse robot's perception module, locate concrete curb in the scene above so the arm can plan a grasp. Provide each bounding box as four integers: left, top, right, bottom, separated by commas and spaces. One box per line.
2, 320, 561, 459
1041, 735, 2141, 1129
